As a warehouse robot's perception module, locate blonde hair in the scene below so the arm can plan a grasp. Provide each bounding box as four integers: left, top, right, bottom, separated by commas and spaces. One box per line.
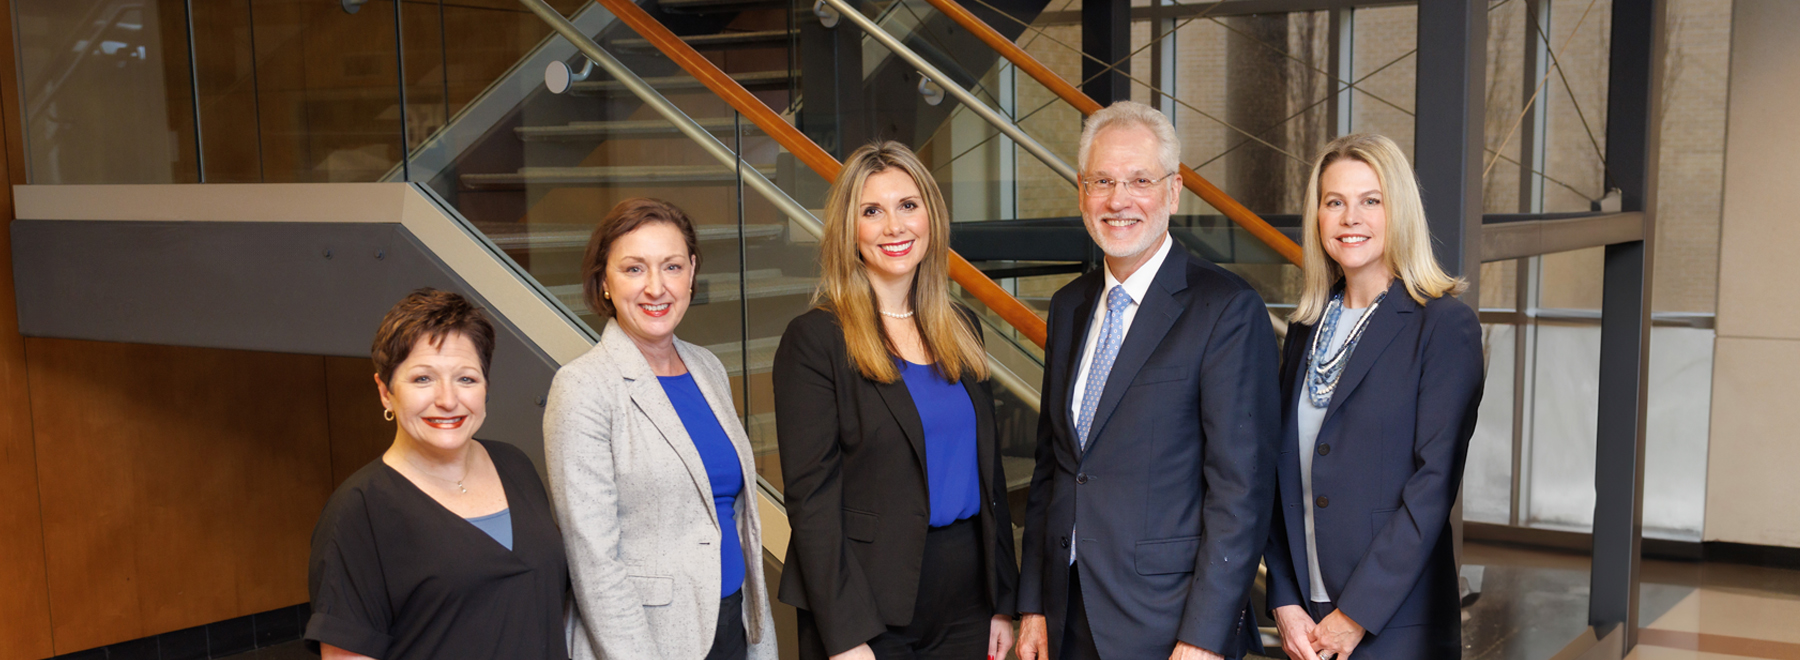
814, 141, 988, 384
1292, 133, 1467, 325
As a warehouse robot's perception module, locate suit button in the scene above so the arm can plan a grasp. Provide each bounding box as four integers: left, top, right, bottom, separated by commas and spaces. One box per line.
1316, 496, 1330, 508
1061, 536, 1070, 548
1076, 473, 1088, 485
991, 499, 999, 508
1318, 444, 1331, 456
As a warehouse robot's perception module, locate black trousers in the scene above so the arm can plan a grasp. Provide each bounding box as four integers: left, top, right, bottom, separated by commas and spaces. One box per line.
1057, 563, 1101, 660
798, 517, 990, 660
704, 589, 748, 660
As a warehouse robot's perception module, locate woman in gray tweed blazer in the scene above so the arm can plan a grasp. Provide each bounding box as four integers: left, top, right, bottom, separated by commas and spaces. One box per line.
545, 199, 776, 660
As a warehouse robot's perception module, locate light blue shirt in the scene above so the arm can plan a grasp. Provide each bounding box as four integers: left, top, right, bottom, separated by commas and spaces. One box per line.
1297, 305, 1366, 602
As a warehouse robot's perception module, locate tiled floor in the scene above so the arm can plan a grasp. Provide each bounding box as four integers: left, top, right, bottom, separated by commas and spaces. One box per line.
236, 540, 1800, 660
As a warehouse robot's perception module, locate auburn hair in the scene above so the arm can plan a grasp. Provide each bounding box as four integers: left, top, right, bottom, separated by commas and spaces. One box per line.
580, 198, 701, 318
814, 141, 987, 383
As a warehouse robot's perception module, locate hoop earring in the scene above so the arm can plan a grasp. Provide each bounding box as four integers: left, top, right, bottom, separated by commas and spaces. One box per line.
383, 408, 395, 422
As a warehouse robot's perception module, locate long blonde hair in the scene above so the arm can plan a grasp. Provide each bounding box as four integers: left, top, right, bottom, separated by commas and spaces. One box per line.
1292, 133, 1467, 325
814, 141, 988, 384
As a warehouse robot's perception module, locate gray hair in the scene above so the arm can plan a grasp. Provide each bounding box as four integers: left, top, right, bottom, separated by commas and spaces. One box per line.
1077, 100, 1181, 175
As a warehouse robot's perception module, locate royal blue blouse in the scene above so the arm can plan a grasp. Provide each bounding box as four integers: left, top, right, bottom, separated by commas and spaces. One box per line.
899, 360, 982, 527
658, 373, 746, 599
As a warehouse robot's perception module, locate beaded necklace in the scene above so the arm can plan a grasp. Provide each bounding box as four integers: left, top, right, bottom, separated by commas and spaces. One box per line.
1306, 290, 1387, 408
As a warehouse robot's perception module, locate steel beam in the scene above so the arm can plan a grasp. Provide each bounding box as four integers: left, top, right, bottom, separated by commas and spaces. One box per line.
1414, 0, 1485, 297
1480, 212, 1644, 262
1588, 0, 1665, 653
1081, 0, 1130, 106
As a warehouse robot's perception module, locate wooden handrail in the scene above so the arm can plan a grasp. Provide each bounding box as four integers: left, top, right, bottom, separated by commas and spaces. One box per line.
920, 0, 1304, 266
595, 0, 1049, 347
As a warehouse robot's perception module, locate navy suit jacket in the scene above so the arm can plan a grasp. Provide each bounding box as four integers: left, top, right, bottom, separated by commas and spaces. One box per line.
1264, 279, 1484, 652
1018, 245, 1281, 658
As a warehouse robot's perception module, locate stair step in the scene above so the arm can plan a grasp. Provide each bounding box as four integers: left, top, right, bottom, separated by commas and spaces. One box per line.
569, 70, 793, 95
478, 222, 784, 251
704, 335, 782, 377
460, 164, 777, 189
515, 118, 764, 142
687, 269, 817, 305
613, 29, 795, 51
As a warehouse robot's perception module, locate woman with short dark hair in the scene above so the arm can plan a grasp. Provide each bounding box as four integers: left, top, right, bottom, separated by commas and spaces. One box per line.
547, 198, 776, 660
305, 288, 569, 660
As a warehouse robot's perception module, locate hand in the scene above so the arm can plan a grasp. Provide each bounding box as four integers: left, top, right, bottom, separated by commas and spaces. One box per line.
1169, 640, 1222, 660
1309, 609, 1365, 660
989, 615, 1016, 660
1016, 613, 1050, 660
1273, 604, 1322, 660
828, 643, 876, 660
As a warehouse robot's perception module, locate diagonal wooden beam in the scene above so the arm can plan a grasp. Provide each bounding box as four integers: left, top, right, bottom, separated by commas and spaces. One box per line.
921, 0, 1305, 266
589, 0, 1049, 347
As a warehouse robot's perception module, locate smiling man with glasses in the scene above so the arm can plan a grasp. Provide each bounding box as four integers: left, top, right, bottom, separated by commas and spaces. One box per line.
1015, 101, 1281, 660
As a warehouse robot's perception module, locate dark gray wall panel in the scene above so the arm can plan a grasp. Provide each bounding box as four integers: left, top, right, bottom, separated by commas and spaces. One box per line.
10, 220, 559, 466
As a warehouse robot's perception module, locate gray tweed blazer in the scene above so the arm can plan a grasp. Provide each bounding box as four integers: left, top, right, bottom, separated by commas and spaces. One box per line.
546, 319, 776, 660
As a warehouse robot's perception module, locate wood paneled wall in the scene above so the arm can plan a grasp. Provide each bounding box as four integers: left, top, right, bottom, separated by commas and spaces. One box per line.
0, 1, 56, 657
22, 342, 392, 655
0, 1, 578, 656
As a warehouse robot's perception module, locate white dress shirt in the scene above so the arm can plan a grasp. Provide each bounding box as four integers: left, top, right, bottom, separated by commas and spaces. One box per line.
1067, 233, 1171, 563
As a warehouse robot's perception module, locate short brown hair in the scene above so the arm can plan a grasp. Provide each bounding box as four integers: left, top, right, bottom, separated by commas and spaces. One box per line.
371, 288, 496, 386
580, 198, 702, 317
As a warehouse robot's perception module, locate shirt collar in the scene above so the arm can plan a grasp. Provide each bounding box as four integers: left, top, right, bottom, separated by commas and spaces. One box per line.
1102, 232, 1172, 306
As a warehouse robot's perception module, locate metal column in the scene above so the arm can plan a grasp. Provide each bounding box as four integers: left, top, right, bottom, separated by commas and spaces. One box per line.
1413, 0, 1486, 296
1327, 7, 1354, 138
1589, 0, 1664, 653
1081, 0, 1131, 106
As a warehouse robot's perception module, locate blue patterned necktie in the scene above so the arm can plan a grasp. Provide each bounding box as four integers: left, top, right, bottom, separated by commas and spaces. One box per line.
1075, 285, 1132, 450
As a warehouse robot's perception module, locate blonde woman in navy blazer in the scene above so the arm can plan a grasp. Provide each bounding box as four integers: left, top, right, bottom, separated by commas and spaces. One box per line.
1264, 134, 1484, 660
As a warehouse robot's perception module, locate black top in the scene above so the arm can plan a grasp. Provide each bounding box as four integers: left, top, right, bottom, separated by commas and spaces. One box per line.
772, 306, 1018, 655
305, 440, 569, 660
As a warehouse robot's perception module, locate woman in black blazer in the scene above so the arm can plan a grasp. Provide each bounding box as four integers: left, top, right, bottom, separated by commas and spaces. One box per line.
1264, 134, 1484, 660
773, 141, 1018, 660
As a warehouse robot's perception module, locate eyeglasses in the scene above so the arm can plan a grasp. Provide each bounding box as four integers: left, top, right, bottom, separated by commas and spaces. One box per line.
1080, 172, 1179, 197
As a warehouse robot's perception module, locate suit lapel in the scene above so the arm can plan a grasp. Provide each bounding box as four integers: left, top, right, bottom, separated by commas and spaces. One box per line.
1081, 250, 1188, 458
962, 372, 996, 495
874, 374, 929, 473
676, 340, 760, 493
603, 321, 717, 530
1321, 280, 1416, 425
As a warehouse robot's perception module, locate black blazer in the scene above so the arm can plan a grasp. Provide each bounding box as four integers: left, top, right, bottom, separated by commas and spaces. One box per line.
772, 306, 1019, 655
1017, 246, 1281, 659
1263, 279, 1484, 656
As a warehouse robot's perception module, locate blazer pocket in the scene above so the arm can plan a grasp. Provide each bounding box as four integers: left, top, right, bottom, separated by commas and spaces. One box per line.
844, 508, 879, 543
1132, 366, 1184, 387
1134, 535, 1202, 575
627, 574, 674, 607
1371, 507, 1399, 538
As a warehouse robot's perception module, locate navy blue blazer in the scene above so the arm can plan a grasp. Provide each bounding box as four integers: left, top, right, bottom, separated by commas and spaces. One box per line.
1018, 246, 1281, 658
1264, 279, 1484, 653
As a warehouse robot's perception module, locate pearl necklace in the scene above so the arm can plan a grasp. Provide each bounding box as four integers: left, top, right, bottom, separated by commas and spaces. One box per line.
879, 309, 914, 319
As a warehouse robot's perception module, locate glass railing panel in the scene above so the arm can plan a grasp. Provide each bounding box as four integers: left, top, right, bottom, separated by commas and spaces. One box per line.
738, 127, 831, 496
13, 0, 203, 184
